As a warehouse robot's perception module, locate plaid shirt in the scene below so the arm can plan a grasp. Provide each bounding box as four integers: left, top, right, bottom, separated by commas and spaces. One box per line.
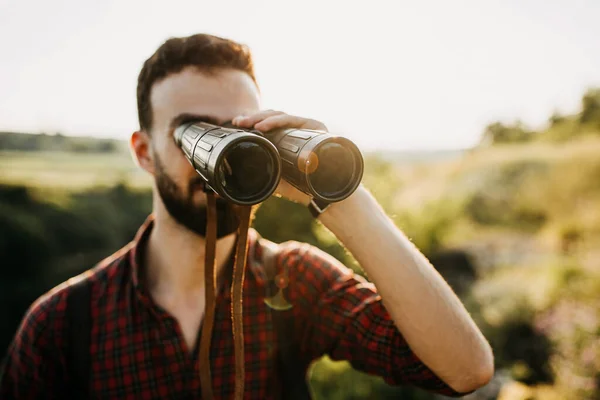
1, 216, 467, 399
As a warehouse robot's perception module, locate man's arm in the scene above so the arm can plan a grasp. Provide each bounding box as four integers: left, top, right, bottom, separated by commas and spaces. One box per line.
271, 240, 475, 396
318, 185, 494, 393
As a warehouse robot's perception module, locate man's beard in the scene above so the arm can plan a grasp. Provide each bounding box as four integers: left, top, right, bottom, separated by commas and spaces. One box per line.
154, 154, 241, 238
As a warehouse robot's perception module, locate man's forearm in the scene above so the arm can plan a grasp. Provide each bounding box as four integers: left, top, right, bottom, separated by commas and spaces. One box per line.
318, 185, 494, 393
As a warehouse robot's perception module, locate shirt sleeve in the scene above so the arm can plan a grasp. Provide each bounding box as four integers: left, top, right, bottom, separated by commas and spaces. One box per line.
0, 287, 68, 400
278, 241, 472, 398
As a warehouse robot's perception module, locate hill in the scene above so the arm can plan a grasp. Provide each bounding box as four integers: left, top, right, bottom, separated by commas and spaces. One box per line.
377, 136, 600, 399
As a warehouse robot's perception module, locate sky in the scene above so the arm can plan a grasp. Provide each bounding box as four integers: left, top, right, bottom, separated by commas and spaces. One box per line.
1, 0, 599, 151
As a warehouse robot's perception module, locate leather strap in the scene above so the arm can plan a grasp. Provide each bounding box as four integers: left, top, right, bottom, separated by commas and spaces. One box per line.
199, 193, 251, 400
199, 192, 218, 400
232, 206, 251, 399
308, 198, 330, 218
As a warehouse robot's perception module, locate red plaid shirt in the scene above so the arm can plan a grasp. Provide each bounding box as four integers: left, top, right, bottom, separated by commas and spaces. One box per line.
1, 216, 466, 399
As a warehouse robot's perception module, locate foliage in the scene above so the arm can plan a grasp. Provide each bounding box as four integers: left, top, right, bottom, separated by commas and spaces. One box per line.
0, 183, 153, 352
308, 357, 435, 400
0, 131, 123, 153
480, 121, 534, 145
480, 87, 600, 145
579, 88, 600, 127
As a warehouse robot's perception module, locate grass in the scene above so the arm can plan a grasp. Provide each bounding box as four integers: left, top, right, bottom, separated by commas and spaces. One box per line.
393, 136, 600, 206
0, 150, 152, 189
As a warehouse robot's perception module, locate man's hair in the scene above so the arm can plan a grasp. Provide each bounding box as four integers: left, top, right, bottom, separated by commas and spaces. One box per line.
136, 34, 257, 132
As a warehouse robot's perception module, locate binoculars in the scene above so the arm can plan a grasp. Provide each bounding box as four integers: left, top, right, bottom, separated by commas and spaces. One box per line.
174, 121, 364, 206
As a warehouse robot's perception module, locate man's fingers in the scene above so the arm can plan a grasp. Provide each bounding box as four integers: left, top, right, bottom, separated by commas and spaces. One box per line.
254, 114, 303, 132
232, 110, 284, 128
254, 114, 327, 132
232, 110, 328, 133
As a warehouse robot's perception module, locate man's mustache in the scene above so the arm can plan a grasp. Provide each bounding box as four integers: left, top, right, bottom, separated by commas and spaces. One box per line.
188, 177, 233, 208
189, 177, 206, 192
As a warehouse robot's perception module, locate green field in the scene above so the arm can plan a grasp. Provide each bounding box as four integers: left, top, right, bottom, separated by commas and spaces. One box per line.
0, 150, 152, 189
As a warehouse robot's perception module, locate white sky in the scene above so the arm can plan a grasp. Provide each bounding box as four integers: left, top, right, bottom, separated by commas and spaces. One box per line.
1, 0, 599, 151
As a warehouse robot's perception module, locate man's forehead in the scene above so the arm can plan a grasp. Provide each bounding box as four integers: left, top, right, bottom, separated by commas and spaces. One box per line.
150, 67, 260, 130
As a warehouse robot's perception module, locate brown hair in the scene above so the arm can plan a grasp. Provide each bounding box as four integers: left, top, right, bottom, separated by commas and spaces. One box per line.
136, 34, 257, 132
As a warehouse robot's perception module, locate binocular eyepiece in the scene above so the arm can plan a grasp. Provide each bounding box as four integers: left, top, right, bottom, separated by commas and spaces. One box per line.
174, 121, 364, 206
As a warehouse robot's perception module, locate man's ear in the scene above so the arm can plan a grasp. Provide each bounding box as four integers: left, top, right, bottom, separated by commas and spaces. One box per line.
130, 130, 155, 175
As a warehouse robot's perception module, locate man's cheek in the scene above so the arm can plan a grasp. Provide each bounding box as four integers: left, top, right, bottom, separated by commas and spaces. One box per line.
166, 141, 192, 169
171, 157, 197, 186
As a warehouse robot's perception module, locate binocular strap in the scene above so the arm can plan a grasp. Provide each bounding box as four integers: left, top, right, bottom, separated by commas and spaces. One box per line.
199, 192, 250, 400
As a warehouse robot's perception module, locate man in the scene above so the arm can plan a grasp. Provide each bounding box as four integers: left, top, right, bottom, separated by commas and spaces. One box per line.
0, 34, 493, 399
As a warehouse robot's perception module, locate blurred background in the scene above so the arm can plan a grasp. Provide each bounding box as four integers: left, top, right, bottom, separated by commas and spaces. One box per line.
1, 0, 600, 399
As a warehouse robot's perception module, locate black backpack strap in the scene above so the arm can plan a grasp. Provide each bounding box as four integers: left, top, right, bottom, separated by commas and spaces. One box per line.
261, 241, 312, 400
274, 310, 311, 399
66, 277, 91, 399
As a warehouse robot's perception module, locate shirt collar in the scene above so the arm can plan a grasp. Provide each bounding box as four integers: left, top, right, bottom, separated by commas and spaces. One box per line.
128, 214, 262, 302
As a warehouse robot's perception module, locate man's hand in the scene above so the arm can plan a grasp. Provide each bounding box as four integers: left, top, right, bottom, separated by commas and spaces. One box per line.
232, 110, 328, 206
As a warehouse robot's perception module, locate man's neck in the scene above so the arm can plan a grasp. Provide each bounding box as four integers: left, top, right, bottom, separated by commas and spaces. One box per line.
144, 210, 238, 300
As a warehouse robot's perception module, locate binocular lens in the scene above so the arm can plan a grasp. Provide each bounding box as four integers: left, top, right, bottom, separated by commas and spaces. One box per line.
218, 141, 278, 202
175, 121, 363, 205
308, 142, 357, 199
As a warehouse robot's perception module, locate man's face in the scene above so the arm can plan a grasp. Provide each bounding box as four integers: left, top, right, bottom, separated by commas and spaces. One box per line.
147, 67, 261, 237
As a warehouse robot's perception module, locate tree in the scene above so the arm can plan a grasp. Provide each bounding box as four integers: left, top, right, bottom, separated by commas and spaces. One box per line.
579, 88, 600, 126
480, 121, 533, 145
549, 111, 565, 127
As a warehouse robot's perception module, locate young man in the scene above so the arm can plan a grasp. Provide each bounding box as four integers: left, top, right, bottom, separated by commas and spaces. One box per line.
1, 34, 493, 399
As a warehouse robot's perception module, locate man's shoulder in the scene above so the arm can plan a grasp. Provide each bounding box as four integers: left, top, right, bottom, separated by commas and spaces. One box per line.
17, 241, 134, 339
250, 233, 377, 319
49, 240, 132, 295
252, 230, 360, 285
